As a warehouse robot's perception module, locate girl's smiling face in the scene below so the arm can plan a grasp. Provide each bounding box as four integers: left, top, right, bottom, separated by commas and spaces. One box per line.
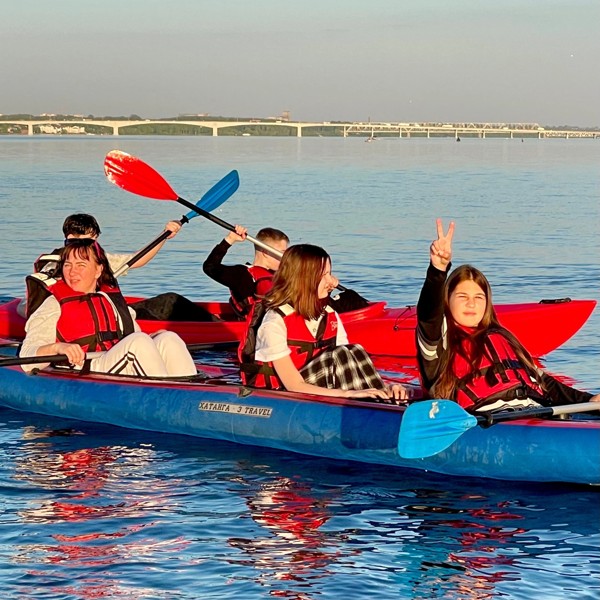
448, 279, 487, 328
317, 260, 336, 299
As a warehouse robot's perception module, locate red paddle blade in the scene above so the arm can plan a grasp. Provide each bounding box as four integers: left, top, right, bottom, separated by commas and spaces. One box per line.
104, 150, 178, 201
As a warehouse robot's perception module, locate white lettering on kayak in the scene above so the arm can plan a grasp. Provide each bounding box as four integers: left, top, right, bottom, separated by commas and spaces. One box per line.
198, 402, 273, 418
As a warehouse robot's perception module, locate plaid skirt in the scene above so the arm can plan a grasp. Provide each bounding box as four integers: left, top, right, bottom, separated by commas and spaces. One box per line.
300, 344, 386, 391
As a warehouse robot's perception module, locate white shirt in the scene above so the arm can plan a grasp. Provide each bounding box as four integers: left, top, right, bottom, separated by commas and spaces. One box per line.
20, 294, 139, 371
255, 308, 348, 363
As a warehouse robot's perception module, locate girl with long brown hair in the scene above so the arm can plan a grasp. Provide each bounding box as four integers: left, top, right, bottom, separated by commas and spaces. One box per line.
416, 219, 599, 413
239, 244, 407, 401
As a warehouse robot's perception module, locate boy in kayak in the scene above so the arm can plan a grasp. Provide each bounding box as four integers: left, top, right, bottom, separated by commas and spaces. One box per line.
416, 218, 599, 413
23, 213, 213, 322
203, 225, 370, 319
203, 225, 290, 320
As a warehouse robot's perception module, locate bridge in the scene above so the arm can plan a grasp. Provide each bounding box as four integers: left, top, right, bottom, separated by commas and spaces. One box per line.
2, 119, 599, 139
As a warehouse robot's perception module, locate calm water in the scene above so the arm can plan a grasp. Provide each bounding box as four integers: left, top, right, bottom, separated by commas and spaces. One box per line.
0, 136, 599, 599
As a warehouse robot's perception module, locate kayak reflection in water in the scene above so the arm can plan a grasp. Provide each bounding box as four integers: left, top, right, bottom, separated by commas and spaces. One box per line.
416, 218, 600, 414
229, 476, 340, 585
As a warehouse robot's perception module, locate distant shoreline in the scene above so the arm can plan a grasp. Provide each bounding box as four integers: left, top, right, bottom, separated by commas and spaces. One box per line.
1, 114, 599, 139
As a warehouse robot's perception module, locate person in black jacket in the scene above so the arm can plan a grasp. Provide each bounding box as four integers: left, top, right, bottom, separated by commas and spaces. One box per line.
416, 218, 599, 413
203, 225, 289, 319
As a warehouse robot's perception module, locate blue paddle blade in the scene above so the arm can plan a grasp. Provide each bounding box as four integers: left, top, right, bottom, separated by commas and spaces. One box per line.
398, 399, 478, 459
185, 170, 240, 220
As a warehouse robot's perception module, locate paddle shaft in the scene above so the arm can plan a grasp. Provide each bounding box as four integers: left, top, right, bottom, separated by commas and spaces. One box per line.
475, 401, 599, 426
0, 344, 235, 369
113, 217, 188, 278
175, 196, 273, 250
112, 170, 239, 278
175, 196, 348, 291
0, 354, 70, 367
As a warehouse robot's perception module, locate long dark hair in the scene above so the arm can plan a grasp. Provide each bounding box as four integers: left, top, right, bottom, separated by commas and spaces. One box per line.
59, 239, 118, 290
265, 244, 330, 320
431, 264, 543, 399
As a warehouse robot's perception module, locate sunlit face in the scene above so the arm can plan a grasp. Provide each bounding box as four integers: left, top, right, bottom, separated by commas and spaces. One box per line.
63, 251, 103, 294
261, 239, 289, 271
448, 279, 487, 328
317, 259, 336, 299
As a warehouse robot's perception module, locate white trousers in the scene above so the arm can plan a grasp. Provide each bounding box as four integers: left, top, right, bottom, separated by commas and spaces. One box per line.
90, 331, 197, 378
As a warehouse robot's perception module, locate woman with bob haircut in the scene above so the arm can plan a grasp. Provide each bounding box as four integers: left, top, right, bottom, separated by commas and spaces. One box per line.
238, 243, 408, 401
416, 218, 599, 413
20, 238, 196, 378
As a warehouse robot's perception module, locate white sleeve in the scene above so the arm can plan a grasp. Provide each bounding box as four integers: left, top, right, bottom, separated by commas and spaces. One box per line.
107, 252, 134, 275
335, 312, 349, 345
20, 296, 61, 370
255, 310, 291, 362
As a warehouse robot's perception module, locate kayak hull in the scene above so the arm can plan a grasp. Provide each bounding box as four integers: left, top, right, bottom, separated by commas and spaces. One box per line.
0, 296, 596, 359
0, 365, 598, 485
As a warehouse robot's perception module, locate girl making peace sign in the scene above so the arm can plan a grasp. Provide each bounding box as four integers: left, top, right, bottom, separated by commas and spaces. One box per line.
416, 219, 599, 413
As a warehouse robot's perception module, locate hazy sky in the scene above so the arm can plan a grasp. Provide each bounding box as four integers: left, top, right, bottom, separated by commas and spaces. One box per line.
2, 0, 599, 126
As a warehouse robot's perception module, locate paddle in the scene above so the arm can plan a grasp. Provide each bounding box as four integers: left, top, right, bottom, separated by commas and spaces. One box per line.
398, 399, 600, 459
103, 150, 264, 248
0, 342, 236, 369
104, 150, 347, 289
107, 162, 240, 277
0, 354, 70, 368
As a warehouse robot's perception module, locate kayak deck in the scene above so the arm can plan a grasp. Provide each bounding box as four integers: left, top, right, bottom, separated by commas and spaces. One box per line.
0, 296, 596, 359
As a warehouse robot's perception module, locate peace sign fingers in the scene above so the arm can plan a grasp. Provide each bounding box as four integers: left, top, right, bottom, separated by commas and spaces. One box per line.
436, 218, 455, 243
430, 218, 455, 271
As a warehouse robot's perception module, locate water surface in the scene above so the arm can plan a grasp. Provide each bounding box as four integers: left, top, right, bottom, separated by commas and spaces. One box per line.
0, 136, 598, 599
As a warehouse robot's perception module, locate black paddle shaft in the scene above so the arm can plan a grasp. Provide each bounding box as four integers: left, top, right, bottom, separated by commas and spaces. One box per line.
177, 197, 234, 233
0, 354, 70, 368
176, 196, 348, 292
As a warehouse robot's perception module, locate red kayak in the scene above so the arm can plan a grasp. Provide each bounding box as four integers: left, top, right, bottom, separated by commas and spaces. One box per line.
0, 296, 595, 359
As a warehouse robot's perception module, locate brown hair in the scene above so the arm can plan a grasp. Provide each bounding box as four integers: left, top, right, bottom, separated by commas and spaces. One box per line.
431, 264, 542, 399
60, 239, 118, 290
264, 244, 330, 320
255, 227, 289, 245
62, 213, 101, 237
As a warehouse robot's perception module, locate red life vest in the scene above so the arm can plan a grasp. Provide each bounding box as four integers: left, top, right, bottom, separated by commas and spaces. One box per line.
50, 280, 135, 352
239, 303, 338, 389
453, 330, 545, 411
229, 265, 274, 318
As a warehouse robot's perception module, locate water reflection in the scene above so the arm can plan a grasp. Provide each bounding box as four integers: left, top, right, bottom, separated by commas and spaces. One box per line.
11, 425, 190, 599
1, 414, 598, 599
228, 474, 345, 599
402, 496, 526, 599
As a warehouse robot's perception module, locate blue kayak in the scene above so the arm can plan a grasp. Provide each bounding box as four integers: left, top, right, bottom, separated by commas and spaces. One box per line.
0, 365, 598, 485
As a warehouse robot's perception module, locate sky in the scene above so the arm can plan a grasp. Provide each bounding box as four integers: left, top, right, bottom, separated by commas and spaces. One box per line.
1, 0, 599, 127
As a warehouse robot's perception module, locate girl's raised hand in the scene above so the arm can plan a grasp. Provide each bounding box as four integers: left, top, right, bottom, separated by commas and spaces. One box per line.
430, 218, 455, 271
